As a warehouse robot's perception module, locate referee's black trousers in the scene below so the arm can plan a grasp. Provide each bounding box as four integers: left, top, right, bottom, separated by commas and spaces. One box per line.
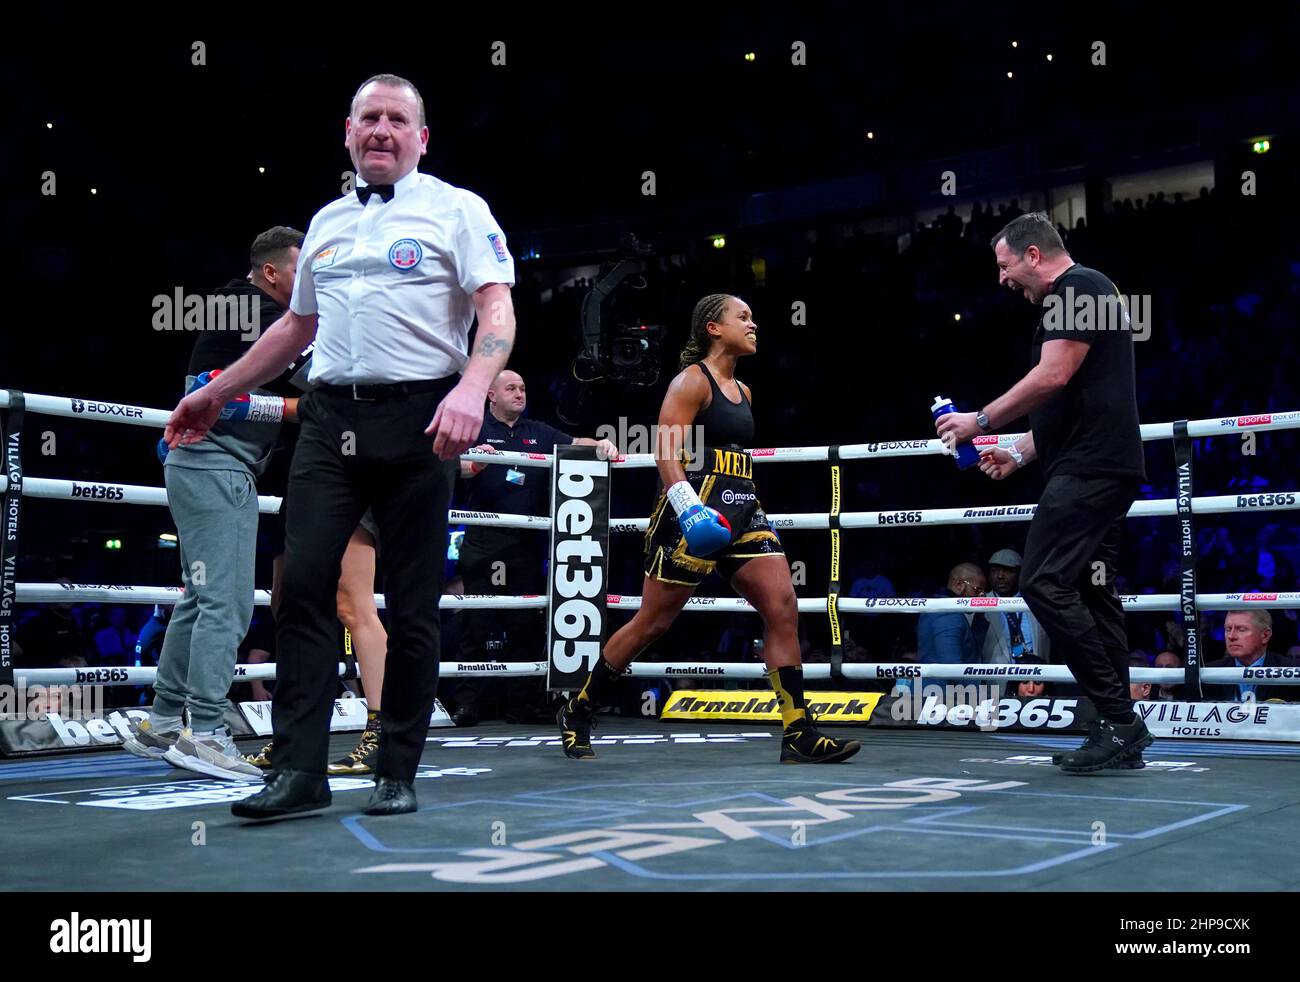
273, 382, 456, 781
1021, 473, 1140, 721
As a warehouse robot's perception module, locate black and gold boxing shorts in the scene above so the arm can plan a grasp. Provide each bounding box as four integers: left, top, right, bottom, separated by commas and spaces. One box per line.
644, 446, 784, 587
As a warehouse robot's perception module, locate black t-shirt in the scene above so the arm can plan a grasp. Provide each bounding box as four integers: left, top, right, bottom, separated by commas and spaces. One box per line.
1029, 264, 1146, 482
463, 414, 573, 520
186, 279, 298, 397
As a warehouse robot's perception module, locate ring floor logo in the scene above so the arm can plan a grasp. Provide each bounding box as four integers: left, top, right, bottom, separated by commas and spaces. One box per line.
347, 775, 1244, 886
8, 764, 491, 811
960, 754, 1210, 773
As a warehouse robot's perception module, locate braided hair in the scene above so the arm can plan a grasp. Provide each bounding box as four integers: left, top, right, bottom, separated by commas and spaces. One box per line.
678, 294, 735, 371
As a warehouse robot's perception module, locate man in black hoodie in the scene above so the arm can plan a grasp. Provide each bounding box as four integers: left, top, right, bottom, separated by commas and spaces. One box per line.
123, 227, 307, 780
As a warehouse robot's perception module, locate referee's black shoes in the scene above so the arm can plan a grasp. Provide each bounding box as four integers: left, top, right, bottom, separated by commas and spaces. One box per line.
363, 777, 418, 816
231, 769, 331, 820
1057, 715, 1153, 774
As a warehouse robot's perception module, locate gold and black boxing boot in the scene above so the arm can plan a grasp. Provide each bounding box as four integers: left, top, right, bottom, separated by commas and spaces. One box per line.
771, 665, 861, 764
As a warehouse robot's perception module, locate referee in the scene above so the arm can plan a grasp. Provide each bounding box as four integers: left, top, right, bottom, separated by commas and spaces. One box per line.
935, 212, 1152, 773
166, 73, 516, 817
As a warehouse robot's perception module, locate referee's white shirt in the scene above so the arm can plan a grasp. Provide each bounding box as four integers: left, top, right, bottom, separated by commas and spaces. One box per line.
290, 168, 516, 384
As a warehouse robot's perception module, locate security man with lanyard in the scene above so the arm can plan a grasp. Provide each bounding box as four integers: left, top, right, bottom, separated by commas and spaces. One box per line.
166, 73, 517, 819
450, 369, 615, 724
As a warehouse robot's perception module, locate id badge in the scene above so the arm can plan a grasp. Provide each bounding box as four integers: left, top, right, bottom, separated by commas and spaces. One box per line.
1009, 643, 1026, 661
506, 467, 525, 486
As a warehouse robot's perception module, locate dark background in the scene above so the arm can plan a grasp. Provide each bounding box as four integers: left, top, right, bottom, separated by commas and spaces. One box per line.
4, 6, 1299, 669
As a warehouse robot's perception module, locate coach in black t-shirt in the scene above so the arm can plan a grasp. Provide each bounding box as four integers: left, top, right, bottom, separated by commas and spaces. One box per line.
935, 212, 1152, 772
451, 370, 615, 724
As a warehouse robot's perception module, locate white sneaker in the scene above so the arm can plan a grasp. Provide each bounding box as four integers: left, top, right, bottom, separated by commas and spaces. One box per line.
122, 718, 182, 760
164, 727, 264, 782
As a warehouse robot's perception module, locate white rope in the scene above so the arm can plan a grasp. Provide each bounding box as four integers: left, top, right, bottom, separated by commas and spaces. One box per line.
12, 659, 1297, 687
3, 391, 1296, 464
12, 660, 552, 686
16, 583, 550, 609
610, 492, 1300, 533
8, 473, 1295, 535
22, 582, 1297, 612
4, 476, 552, 528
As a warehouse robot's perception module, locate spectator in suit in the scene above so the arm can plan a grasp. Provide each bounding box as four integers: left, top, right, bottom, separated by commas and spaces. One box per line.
981, 548, 1050, 664
917, 562, 988, 667
1205, 610, 1297, 703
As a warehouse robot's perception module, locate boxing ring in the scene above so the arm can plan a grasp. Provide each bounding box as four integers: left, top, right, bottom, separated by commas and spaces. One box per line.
2, 388, 1299, 891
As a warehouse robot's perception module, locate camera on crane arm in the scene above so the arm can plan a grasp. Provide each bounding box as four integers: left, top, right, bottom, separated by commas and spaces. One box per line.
576, 234, 667, 387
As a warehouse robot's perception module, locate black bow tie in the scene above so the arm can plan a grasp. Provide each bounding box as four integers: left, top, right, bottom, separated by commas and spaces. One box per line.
356, 183, 395, 204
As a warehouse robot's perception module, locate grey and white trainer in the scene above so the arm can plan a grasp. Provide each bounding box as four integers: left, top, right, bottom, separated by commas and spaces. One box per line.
164, 727, 264, 782
122, 718, 182, 761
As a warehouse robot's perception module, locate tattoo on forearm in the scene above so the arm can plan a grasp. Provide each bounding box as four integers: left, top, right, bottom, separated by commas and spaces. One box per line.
474, 333, 511, 359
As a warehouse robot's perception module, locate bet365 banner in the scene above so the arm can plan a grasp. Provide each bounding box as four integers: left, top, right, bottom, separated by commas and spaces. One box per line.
547, 444, 611, 690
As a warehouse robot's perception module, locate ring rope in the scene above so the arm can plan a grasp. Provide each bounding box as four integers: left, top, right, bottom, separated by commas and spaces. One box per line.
11, 660, 1289, 688
6, 475, 1296, 528
17, 582, 1298, 613
1, 389, 1295, 463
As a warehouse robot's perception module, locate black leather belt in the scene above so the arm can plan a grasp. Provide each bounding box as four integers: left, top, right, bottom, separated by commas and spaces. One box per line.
316, 378, 452, 402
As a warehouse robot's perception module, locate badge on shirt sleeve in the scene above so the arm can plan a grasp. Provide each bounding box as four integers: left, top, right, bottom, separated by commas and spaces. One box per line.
487, 232, 510, 264
388, 239, 423, 270
505, 467, 525, 486
311, 246, 338, 271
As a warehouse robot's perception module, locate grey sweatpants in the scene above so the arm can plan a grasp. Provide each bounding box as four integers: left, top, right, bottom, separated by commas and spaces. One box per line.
151, 461, 260, 732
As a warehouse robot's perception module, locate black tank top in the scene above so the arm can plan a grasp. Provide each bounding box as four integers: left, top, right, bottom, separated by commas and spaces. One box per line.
694, 362, 753, 447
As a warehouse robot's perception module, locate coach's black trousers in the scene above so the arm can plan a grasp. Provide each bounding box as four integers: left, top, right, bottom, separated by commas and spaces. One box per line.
1021, 473, 1140, 721
273, 382, 456, 781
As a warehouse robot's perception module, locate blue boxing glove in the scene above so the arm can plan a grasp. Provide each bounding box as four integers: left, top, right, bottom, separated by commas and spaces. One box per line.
667, 480, 732, 557
156, 437, 170, 464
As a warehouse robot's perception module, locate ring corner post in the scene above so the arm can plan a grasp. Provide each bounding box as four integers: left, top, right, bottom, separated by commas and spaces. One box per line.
1172, 419, 1203, 701
0, 390, 27, 691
